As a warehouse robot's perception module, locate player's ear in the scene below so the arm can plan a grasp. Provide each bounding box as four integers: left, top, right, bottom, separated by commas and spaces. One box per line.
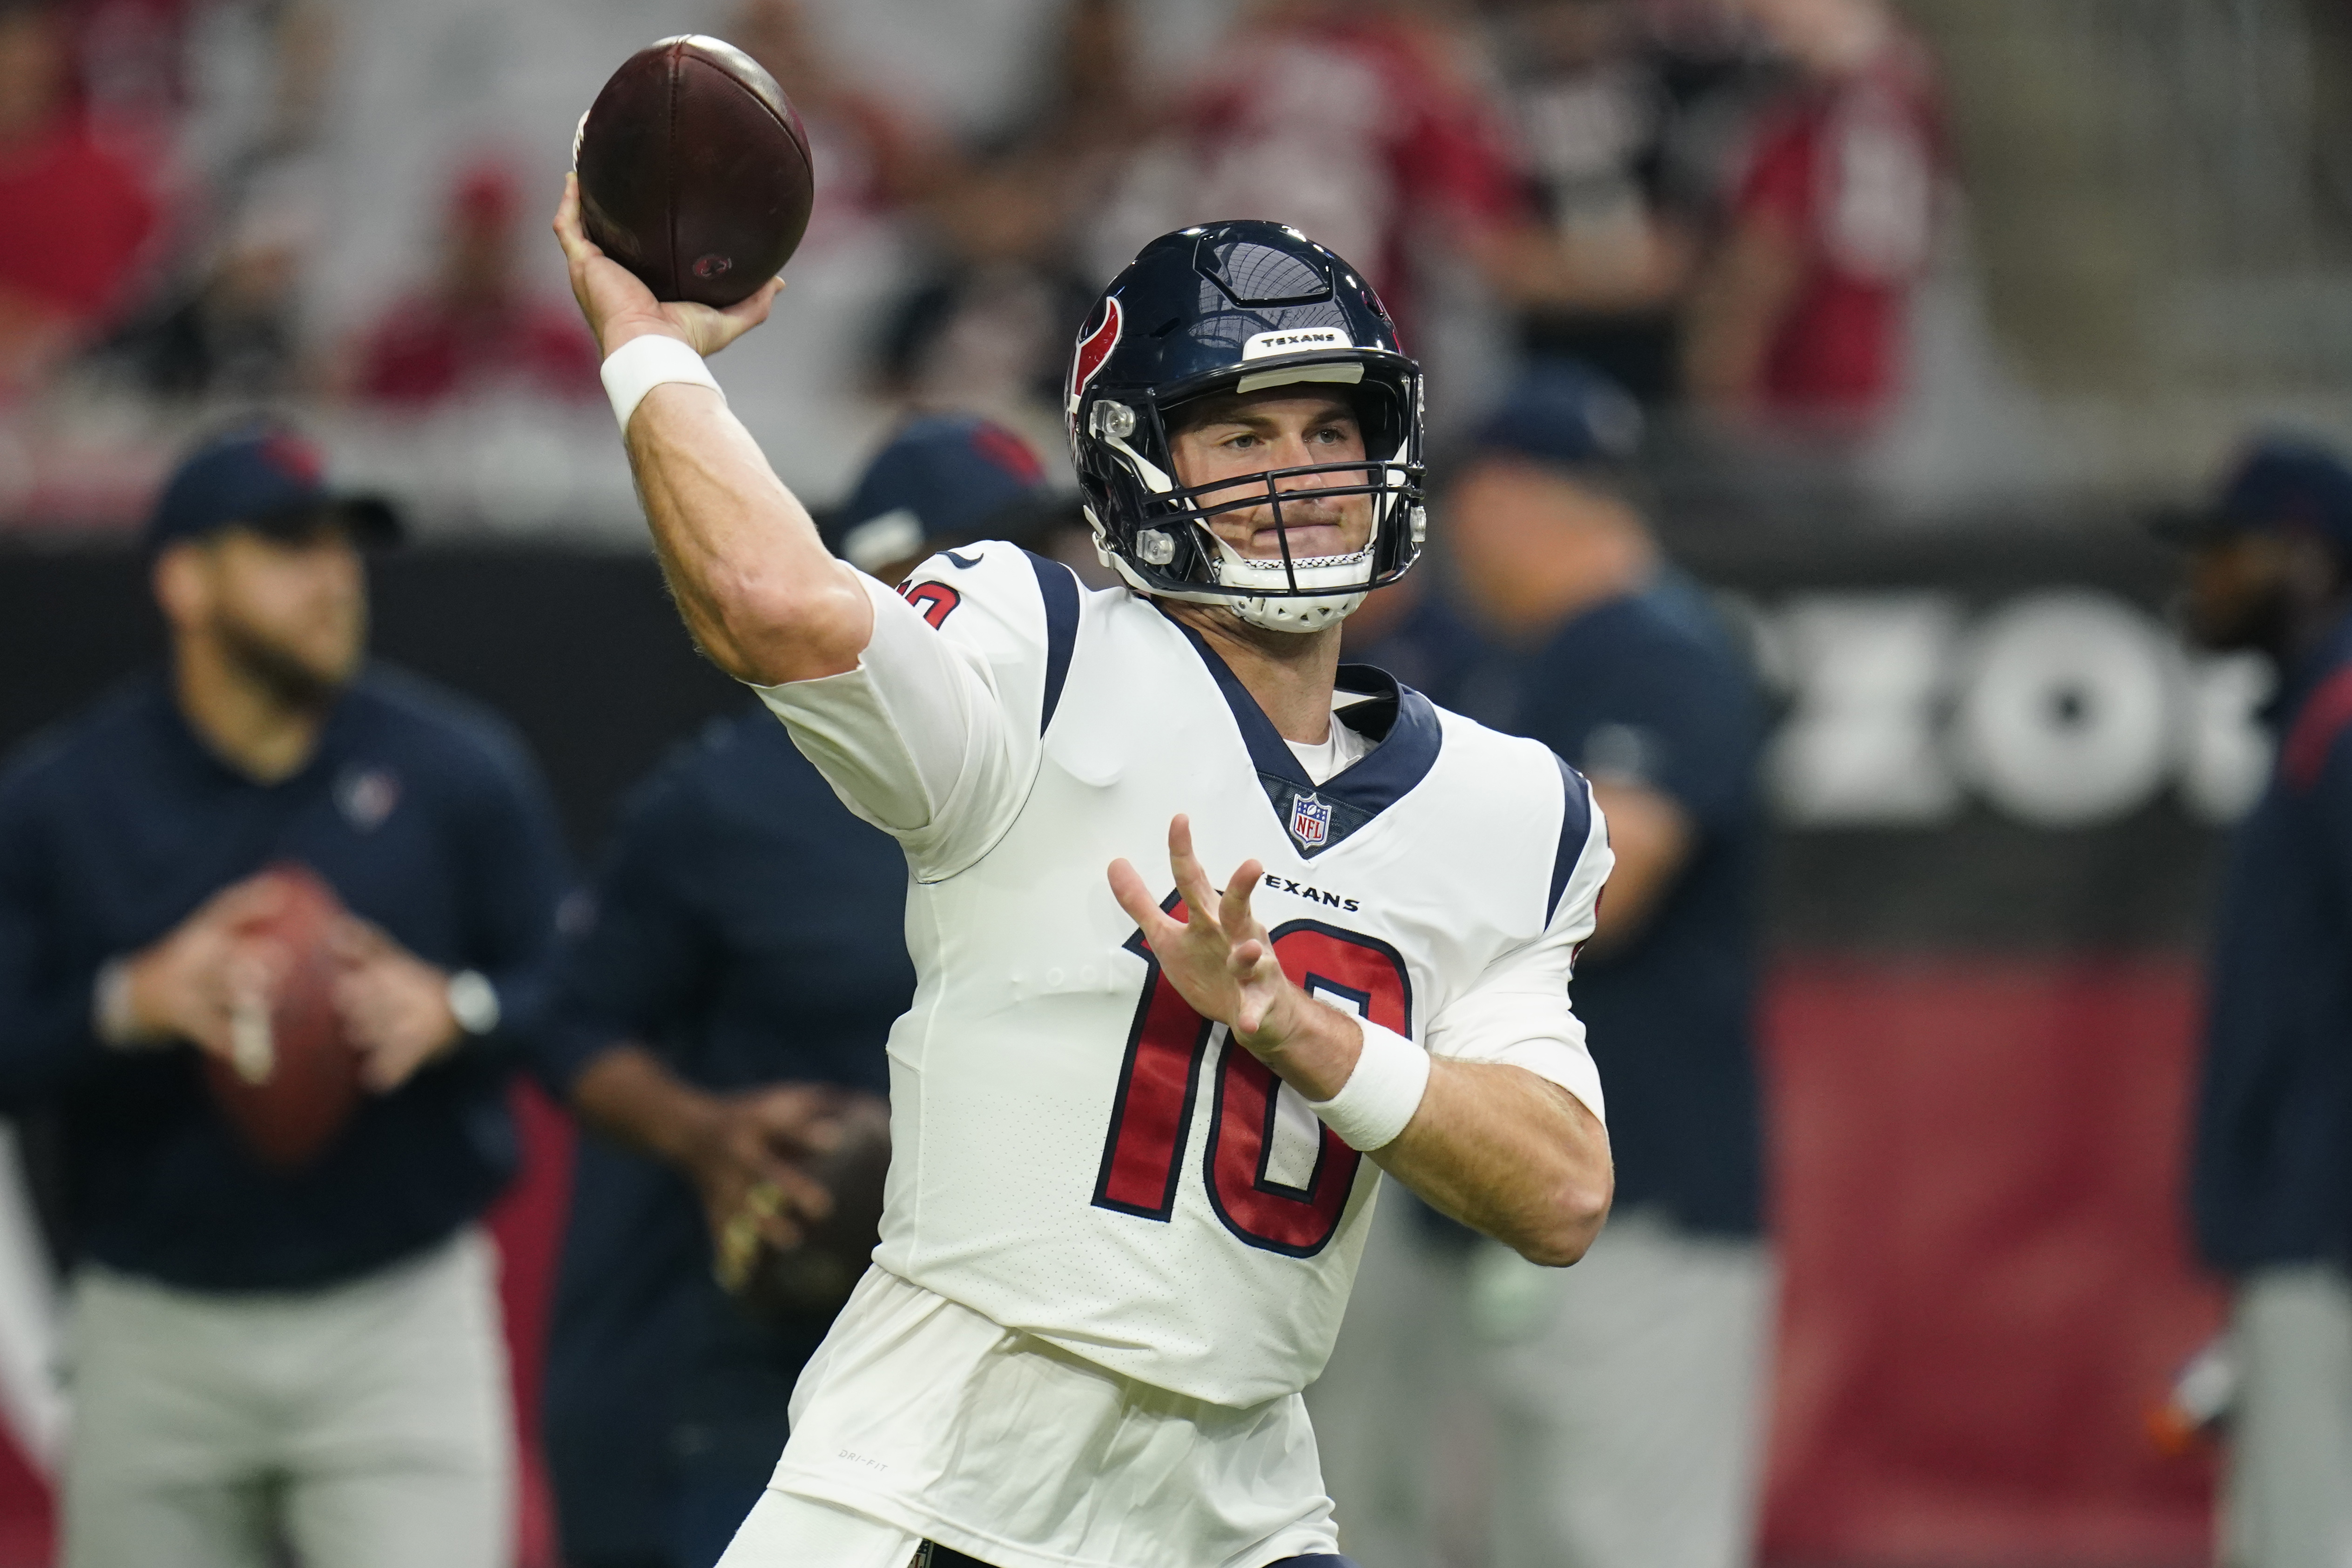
152, 539, 212, 631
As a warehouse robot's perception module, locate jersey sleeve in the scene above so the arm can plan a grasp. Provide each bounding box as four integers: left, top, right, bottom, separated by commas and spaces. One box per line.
1422, 761, 1613, 1124
750, 543, 1078, 882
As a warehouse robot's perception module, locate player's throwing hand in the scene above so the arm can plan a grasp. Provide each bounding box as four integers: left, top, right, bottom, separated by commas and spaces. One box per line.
1109, 814, 1314, 1057
552, 173, 782, 359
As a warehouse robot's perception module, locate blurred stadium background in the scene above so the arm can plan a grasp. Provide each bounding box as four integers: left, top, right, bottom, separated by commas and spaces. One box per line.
8, 0, 2352, 1563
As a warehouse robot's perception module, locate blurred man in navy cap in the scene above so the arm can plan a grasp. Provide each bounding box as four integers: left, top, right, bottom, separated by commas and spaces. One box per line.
2166, 437, 2352, 1568
0, 421, 570, 1567
1325, 364, 1770, 1568
541, 413, 1067, 1568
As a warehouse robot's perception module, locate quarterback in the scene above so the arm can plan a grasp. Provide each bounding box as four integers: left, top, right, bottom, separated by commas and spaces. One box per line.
556, 184, 1614, 1568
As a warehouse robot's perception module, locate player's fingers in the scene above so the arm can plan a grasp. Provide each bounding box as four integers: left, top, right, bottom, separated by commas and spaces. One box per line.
1110, 858, 1187, 950
356, 1039, 409, 1095
722, 1181, 806, 1266
1166, 816, 1219, 929
552, 173, 595, 257
204, 874, 289, 931
1234, 990, 1271, 1036
226, 938, 288, 1004
764, 1162, 835, 1228
1106, 856, 1160, 932
751, 1097, 843, 1157
718, 276, 784, 330
324, 914, 390, 965
1220, 859, 1264, 944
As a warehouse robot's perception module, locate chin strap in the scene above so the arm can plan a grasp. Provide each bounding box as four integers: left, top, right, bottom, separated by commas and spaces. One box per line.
1231, 591, 1368, 633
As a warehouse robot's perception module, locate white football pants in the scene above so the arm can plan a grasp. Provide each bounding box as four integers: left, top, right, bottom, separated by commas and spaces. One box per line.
2223, 1263, 2352, 1568
60, 1227, 512, 1568
721, 1488, 924, 1568
1308, 1201, 1773, 1568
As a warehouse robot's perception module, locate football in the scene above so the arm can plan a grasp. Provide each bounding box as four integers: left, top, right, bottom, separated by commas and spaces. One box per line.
573, 35, 815, 309
201, 862, 363, 1171
728, 1092, 891, 1323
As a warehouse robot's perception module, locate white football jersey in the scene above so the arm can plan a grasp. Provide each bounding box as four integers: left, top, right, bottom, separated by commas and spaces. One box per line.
748, 542, 1609, 1566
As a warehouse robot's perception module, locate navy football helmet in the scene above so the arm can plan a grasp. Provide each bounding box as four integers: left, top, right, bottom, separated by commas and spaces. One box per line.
1065, 221, 1425, 633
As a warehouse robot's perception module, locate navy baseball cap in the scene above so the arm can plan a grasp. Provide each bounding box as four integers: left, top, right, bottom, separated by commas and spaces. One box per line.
145, 423, 401, 555
831, 415, 1063, 574
2151, 437, 2352, 554
1469, 362, 1645, 472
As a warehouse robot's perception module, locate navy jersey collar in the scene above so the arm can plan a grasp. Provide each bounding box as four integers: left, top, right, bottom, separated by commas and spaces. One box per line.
1166, 613, 1442, 855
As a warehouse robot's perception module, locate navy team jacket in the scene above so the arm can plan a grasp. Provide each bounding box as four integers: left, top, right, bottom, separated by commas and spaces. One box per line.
0, 668, 570, 1291
2192, 610, 2352, 1272
538, 707, 910, 1557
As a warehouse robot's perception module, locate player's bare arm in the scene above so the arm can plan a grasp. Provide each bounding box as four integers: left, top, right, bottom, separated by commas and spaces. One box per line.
553, 176, 869, 685
1111, 816, 1613, 1269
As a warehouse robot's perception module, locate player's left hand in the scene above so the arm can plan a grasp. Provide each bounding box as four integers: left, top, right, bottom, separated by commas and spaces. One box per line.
1109, 814, 1303, 1054
329, 919, 463, 1092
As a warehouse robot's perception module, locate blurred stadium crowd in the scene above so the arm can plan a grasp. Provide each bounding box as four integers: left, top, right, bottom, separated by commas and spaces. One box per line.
0, 0, 1964, 532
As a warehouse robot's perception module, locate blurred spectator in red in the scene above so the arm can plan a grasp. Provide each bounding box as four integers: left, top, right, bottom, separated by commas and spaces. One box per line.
1681, 0, 1945, 430
0, 0, 158, 399
1474, 0, 1767, 405
1091, 0, 1523, 334
63, 0, 328, 154
346, 161, 599, 409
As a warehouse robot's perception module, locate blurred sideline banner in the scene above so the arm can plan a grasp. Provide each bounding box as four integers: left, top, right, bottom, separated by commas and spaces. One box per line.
0, 529, 2235, 1567
1763, 957, 2218, 1568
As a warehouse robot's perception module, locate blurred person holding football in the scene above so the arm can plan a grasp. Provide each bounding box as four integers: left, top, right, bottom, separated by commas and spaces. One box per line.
2163, 439, 2352, 1568
540, 415, 1069, 1568
1456, 366, 1770, 1568
0, 423, 570, 1568
0, 0, 159, 399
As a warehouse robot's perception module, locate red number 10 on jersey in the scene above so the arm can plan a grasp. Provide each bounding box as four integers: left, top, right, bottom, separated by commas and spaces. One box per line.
1091, 901, 1414, 1257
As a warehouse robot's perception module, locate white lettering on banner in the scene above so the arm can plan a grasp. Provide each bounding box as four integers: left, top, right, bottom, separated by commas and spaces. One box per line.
2180, 653, 2274, 823
1952, 593, 2177, 828
1766, 594, 1966, 826
1754, 591, 2273, 828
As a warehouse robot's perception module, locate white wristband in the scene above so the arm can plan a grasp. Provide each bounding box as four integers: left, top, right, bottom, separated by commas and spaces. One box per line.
600, 334, 724, 434
1307, 1020, 1430, 1152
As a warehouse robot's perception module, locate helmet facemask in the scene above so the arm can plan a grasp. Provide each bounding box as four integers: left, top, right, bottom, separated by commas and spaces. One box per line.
1065, 221, 1429, 627
1078, 356, 1427, 634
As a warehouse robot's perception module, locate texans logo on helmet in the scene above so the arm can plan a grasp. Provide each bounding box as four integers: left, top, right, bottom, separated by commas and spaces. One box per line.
1067, 296, 1123, 423
1288, 792, 1333, 851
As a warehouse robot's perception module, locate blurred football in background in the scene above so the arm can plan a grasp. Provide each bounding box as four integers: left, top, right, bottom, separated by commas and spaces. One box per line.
201, 862, 363, 1172
728, 1092, 891, 1323
574, 34, 816, 309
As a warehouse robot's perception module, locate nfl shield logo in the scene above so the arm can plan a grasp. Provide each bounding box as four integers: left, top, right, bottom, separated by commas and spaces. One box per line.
1288, 792, 1333, 851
